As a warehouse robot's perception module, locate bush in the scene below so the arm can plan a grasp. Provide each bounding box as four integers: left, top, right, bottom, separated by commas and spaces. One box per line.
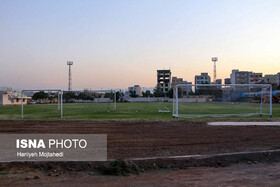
102, 158, 141, 176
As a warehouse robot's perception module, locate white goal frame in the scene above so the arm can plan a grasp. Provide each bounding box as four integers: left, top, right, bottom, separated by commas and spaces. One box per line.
21, 89, 63, 119
173, 84, 272, 118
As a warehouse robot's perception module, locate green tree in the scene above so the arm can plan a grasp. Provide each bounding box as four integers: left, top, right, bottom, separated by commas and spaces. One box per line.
142, 90, 153, 97
63, 92, 76, 101
77, 92, 88, 100
167, 88, 173, 98
153, 86, 164, 97
32, 91, 48, 100
129, 90, 138, 98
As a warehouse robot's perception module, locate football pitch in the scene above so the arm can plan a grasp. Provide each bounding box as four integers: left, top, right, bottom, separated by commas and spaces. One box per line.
0, 102, 279, 120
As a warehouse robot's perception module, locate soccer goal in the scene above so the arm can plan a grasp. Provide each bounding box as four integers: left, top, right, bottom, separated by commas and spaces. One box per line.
21, 89, 63, 118
173, 84, 272, 118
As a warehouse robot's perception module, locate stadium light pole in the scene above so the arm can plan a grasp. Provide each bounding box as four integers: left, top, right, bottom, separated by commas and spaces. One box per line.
67, 61, 73, 91
212, 57, 218, 82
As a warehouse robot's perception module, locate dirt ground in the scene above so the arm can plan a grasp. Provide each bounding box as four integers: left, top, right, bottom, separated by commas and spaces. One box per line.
1, 120, 280, 186
1, 120, 280, 159
1, 162, 280, 186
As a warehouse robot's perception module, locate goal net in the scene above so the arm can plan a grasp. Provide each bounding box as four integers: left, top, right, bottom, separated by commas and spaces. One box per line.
173, 84, 272, 118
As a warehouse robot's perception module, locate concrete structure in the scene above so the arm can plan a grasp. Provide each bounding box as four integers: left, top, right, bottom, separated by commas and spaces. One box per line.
230, 69, 263, 91
215, 79, 222, 84
157, 70, 171, 94
230, 69, 250, 85
224, 78, 231, 84
195, 73, 211, 84
230, 70, 262, 84
194, 73, 211, 91
172, 77, 192, 93
128, 85, 142, 96
215, 79, 222, 89
171, 77, 192, 88
0, 91, 30, 105
249, 72, 263, 84
264, 73, 280, 85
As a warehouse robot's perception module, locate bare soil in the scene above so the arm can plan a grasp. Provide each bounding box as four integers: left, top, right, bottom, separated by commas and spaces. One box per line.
1, 120, 280, 186
0, 120, 280, 158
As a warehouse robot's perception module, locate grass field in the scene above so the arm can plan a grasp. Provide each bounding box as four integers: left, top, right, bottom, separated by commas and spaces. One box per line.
0, 102, 279, 120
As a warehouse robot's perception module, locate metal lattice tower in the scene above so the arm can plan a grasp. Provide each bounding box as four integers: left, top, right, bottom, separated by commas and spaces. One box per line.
211, 57, 218, 82
67, 61, 73, 91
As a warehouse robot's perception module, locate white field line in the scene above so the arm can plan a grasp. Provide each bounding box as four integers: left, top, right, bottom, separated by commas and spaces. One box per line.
113, 149, 280, 161
208, 122, 280, 126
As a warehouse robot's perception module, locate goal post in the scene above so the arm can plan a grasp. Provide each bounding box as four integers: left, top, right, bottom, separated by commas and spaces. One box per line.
21, 89, 63, 119
173, 84, 272, 118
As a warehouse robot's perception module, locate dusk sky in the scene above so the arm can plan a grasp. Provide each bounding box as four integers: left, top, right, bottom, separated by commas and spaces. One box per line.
1, 0, 280, 90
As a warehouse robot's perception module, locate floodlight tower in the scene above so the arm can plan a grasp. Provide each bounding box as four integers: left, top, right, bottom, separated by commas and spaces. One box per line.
67, 61, 73, 91
211, 57, 218, 82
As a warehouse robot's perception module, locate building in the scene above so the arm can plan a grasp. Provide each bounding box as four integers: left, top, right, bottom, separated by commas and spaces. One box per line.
215, 79, 222, 89
230, 69, 263, 92
195, 73, 211, 84
230, 69, 250, 85
157, 70, 171, 94
249, 72, 263, 84
263, 73, 280, 85
171, 77, 192, 88
215, 79, 222, 84
194, 73, 211, 91
128, 85, 142, 96
0, 91, 30, 105
171, 77, 192, 94
224, 78, 231, 84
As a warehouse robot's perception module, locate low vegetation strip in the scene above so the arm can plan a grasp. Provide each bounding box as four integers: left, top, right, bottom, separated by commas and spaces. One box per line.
208, 122, 280, 126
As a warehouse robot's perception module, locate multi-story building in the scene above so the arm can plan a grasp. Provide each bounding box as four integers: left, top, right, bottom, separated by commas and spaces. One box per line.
171, 77, 192, 88
215, 79, 222, 84
249, 72, 263, 84
264, 73, 280, 85
128, 85, 142, 96
230, 69, 251, 85
224, 78, 231, 84
194, 73, 211, 91
171, 77, 192, 93
230, 69, 263, 92
195, 73, 211, 84
215, 79, 222, 89
157, 70, 171, 94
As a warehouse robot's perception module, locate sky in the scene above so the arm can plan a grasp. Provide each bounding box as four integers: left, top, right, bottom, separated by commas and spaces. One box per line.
1, 0, 280, 90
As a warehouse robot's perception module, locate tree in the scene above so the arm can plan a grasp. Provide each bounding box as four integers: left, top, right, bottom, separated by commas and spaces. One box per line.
104, 92, 114, 99
77, 92, 88, 100
142, 90, 153, 97
32, 91, 48, 100
129, 90, 138, 98
63, 92, 76, 101
153, 86, 164, 97
115, 91, 123, 102
167, 88, 173, 98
